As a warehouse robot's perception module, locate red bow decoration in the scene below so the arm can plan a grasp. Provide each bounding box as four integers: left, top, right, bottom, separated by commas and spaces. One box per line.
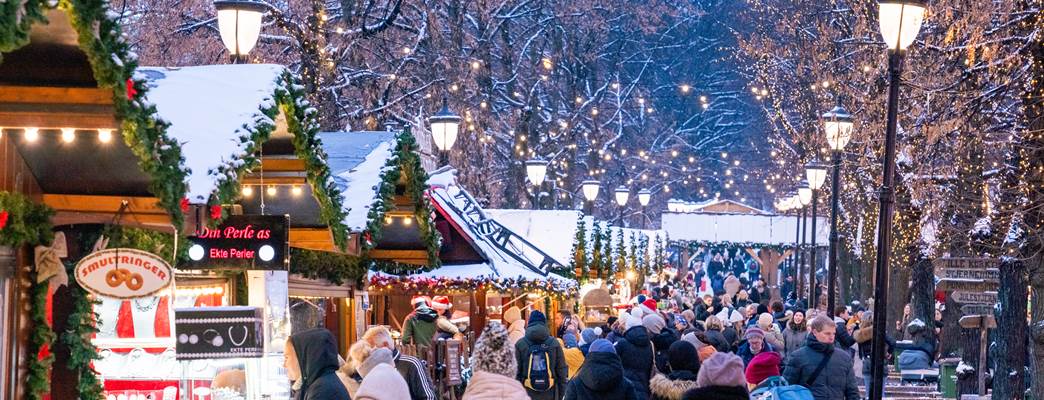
126, 78, 138, 100
0, 210, 8, 230
180, 198, 190, 213
209, 205, 223, 220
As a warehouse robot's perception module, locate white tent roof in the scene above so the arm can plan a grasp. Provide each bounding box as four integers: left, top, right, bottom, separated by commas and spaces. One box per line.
661, 211, 829, 246
138, 64, 287, 202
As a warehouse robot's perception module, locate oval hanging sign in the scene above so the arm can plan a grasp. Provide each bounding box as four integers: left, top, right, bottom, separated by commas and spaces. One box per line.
74, 248, 173, 299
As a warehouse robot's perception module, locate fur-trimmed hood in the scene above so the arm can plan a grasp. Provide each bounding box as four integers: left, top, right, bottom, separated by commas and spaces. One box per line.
649, 372, 698, 400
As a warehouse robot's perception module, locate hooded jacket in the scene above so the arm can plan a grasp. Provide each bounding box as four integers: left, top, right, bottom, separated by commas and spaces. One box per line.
463, 370, 531, 400
680, 385, 750, 400
355, 349, 411, 400
563, 352, 639, 400
736, 340, 775, 367
782, 335, 860, 400
649, 371, 698, 400
650, 329, 678, 374
614, 326, 655, 400
289, 328, 350, 400
515, 320, 568, 400
703, 329, 731, 353
393, 349, 438, 400
402, 306, 439, 349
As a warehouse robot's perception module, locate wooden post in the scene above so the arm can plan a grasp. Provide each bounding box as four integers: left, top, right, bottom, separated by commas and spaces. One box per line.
470, 288, 486, 336
959, 314, 995, 397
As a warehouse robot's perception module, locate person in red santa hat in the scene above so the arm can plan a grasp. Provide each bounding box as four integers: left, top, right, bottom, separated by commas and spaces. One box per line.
431, 295, 453, 318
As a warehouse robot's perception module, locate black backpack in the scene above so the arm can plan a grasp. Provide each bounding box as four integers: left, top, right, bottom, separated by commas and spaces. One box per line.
523, 339, 555, 391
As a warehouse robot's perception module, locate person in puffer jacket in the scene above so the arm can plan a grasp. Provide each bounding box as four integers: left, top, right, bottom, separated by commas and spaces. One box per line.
564, 339, 638, 400
401, 303, 438, 351
615, 315, 655, 400
649, 341, 700, 400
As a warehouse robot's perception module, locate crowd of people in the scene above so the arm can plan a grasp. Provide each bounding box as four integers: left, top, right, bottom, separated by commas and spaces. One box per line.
282, 278, 942, 400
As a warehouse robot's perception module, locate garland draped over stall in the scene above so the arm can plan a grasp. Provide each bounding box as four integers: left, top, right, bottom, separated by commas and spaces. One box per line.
368, 273, 578, 299
0, 192, 55, 400
206, 70, 349, 248
1, 0, 190, 225
363, 128, 441, 272
289, 248, 367, 286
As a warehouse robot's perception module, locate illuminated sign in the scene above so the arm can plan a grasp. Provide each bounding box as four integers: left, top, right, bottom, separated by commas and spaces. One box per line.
182, 215, 289, 270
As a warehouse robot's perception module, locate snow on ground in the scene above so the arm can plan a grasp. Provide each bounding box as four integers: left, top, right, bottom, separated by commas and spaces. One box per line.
319, 131, 396, 231
138, 64, 286, 202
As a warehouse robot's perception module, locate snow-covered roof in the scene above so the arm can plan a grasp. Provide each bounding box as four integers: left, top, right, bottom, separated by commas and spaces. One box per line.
483, 209, 583, 267
662, 211, 829, 246
139, 64, 286, 202
666, 198, 771, 215
421, 168, 573, 287
319, 131, 397, 231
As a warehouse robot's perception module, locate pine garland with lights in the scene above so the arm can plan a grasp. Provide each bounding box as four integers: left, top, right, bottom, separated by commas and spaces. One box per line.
0, 191, 54, 247
590, 222, 604, 279
289, 248, 367, 286
363, 127, 442, 272
569, 217, 589, 282
368, 273, 577, 299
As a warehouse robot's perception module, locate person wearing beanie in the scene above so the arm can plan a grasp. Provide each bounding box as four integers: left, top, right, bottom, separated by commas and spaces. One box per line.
564, 339, 638, 400
681, 352, 749, 400
757, 312, 785, 350
515, 309, 568, 400
680, 332, 717, 362
463, 323, 529, 400
559, 333, 585, 379
354, 347, 411, 400
736, 326, 774, 367
649, 341, 700, 400
644, 313, 676, 374
614, 312, 655, 399
503, 306, 526, 346
641, 298, 659, 316
579, 328, 598, 355
746, 351, 785, 393
401, 302, 439, 352
781, 310, 808, 362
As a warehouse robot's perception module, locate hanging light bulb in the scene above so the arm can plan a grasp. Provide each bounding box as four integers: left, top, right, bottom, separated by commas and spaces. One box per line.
98, 129, 113, 143
242, 186, 254, 197
291, 185, 303, 196
266, 185, 277, 196
24, 127, 39, 142
61, 128, 75, 143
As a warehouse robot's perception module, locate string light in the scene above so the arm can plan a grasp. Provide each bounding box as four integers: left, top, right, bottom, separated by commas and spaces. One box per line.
24, 127, 39, 142
61, 128, 75, 143
98, 129, 113, 143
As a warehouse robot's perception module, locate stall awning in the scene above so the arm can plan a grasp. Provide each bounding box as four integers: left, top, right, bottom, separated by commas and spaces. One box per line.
288, 274, 352, 298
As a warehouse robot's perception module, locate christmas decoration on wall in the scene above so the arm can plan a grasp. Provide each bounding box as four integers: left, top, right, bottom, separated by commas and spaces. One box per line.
0, 192, 53, 247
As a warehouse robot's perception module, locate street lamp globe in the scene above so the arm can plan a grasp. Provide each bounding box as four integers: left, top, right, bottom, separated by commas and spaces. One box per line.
428, 98, 461, 152
582, 180, 600, 201
798, 183, 813, 206
614, 186, 630, 206
806, 162, 829, 190
638, 189, 652, 207
525, 159, 549, 186
823, 105, 854, 151
877, 0, 927, 51
214, 0, 266, 56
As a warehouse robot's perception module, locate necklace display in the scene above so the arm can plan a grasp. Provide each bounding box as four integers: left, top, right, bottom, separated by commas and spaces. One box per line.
134, 297, 159, 312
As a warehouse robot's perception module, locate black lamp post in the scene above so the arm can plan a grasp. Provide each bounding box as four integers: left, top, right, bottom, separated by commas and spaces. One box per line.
869, 1, 926, 399
823, 105, 854, 316
797, 184, 812, 305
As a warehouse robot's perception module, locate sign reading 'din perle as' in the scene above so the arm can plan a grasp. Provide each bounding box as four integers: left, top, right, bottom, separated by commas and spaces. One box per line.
182, 215, 289, 270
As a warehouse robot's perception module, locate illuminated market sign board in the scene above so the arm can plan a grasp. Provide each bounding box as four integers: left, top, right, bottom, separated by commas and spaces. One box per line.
183, 215, 289, 270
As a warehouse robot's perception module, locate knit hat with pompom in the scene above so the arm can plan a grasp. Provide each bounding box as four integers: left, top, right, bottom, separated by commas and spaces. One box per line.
470, 322, 517, 377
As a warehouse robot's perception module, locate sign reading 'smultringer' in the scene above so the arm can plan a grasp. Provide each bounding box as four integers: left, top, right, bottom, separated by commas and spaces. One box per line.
182, 215, 289, 270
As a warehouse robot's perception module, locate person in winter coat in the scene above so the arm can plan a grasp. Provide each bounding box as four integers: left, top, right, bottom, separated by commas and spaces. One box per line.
614, 315, 656, 400
463, 322, 530, 400
579, 328, 599, 355
782, 315, 860, 400
355, 347, 412, 400
781, 310, 808, 361
560, 333, 585, 379
361, 326, 438, 400
564, 339, 638, 400
756, 313, 785, 350
515, 310, 569, 400
649, 341, 701, 400
284, 328, 350, 400
833, 306, 858, 351
702, 316, 731, 353
504, 306, 527, 346
694, 295, 716, 322
746, 352, 786, 395
401, 303, 439, 351
645, 314, 676, 374
736, 327, 775, 367
681, 352, 749, 400
854, 311, 894, 391
896, 320, 935, 372
680, 332, 716, 362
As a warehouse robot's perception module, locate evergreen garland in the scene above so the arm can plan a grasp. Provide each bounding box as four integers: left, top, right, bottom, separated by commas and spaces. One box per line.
614, 229, 626, 276
569, 217, 588, 283
590, 222, 604, 279
0, 191, 54, 247
289, 248, 367, 286
60, 262, 103, 400
655, 234, 667, 274
628, 232, 638, 272
363, 128, 441, 272
638, 233, 650, 273
26, 271, 54, 400
101, 225, 186, 265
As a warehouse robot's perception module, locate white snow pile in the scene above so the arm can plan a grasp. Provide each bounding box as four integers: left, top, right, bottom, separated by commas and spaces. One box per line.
956, 361, 975, 375
139, 64, 287, 202
907, 318, 926, 329
970, 216, 992, 237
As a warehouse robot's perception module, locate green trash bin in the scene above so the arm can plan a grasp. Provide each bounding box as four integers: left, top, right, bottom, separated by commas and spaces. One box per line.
938, 357, 960, 399
893, 340, 912, 370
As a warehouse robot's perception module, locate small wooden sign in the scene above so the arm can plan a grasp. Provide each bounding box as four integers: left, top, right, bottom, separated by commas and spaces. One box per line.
958, 314, 997, 329
933, 257, 999, 272
934, 267, 999, 282
951, 291, 997, 304
444, 340, 462, 385
937, 279, 998, 292
74, 248, 173, 299
961, 304, 994, 316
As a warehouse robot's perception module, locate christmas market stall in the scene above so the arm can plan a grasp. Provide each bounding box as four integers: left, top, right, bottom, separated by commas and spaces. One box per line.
114, 63, 357, 399
661, 198, 829, 302
0, 3, 191, 399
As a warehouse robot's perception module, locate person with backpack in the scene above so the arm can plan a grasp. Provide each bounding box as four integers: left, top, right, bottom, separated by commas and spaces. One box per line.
747, 351, 813, 400
515, 310, 568, 400
614, 314, 656, 399
563, 339, 639, 400
782, 316, 860, 400
644, 313, 676, 374
649, 341, 700, 400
